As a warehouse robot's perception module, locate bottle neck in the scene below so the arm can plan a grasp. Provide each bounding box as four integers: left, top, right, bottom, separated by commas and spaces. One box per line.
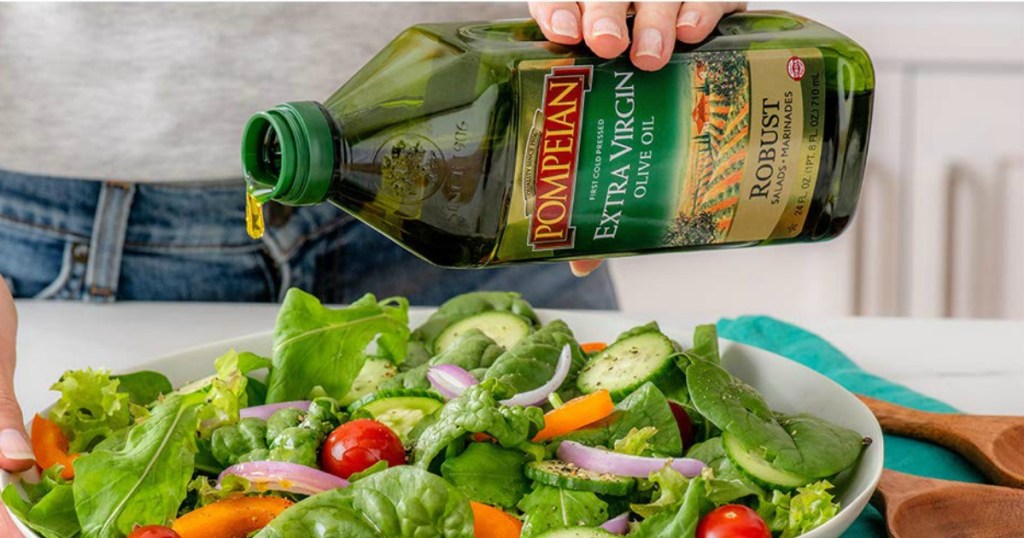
241, 101, 338, 206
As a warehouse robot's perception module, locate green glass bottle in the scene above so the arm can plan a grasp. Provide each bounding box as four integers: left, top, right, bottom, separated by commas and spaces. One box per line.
241, 11, 874, 267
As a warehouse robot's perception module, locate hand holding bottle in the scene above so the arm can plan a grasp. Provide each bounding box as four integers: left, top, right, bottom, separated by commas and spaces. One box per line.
529, 2, 745, 276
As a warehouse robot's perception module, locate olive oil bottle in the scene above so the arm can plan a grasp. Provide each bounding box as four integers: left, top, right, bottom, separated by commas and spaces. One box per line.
241, 11, 874, 267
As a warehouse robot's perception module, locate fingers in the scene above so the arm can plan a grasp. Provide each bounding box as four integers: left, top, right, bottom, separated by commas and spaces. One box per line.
0, 277, 31, 473
631, 2, 683, 71
676, 2, 746, 43
581, 2, 631, 59
529, 2, 584, 44
0, 504, 25, 537
569, 259, 605, 278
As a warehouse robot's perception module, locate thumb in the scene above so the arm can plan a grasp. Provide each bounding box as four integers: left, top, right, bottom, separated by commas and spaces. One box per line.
0, 277, 32, 472
569, 259, 605, 278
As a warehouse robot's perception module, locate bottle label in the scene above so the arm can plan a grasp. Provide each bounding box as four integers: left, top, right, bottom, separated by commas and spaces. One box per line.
499, 48, 825, 261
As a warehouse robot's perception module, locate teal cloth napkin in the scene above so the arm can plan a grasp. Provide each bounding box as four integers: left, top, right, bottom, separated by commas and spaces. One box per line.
717, 316, 987, 537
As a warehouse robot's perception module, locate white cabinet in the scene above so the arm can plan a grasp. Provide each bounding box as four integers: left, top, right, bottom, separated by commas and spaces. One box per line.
610, 3, 1024, 319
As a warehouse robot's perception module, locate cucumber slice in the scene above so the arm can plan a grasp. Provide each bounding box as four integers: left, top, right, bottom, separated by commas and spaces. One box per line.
434, 311, 532, 353
535, 528, 617, 537
576, 331, 677, 400
722, 431, 811, 490
339, 359, 398, 406
525, 460, 636, 496
349, 389, 444, 441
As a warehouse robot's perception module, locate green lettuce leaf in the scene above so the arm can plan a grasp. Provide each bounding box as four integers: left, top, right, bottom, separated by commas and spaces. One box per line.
518, 485, 608, 538
612, 426, 658, 456
631, 475, 711, 538
49, 368, 133, 452
197, 349, 251, 436
256, 466, 474, 538
441, 442, 529, 509
74, 392, 205, 537
757, 480, 840, 538
685, 437, 764, 503
484, 320, 585, 395
2, 482, 79, 538
267, 289, 409, 403
413, 379, 544, 468
630, 464, 691, 519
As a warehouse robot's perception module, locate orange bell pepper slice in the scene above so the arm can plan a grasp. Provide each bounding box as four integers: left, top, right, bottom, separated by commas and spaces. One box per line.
470, 501, 522, 538
580, 342, 608, 354
31, 414, 77, 480
172, 496, 293, 538
533, 390, 614, 442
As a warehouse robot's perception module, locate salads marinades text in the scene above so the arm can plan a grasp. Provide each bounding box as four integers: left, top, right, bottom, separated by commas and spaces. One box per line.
4, 289, 870, 538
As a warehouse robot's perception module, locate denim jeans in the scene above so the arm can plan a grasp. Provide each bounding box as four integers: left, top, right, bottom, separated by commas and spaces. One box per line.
0, 168, 618, 308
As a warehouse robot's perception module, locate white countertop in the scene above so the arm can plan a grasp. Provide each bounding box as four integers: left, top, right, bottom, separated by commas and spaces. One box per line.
13, 301, 1024, 416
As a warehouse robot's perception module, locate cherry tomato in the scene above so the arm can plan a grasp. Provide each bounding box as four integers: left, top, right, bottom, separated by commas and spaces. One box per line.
696, 505, 770, 538
668, 401, 696, 450
127, 525, 181, 538
320, 419, 405, 479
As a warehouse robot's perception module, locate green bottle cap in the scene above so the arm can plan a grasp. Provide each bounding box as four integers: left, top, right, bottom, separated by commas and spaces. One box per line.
241, 101, 335, 205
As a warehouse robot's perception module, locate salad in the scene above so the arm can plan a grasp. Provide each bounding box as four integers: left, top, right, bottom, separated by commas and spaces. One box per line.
4, 289, 871, 538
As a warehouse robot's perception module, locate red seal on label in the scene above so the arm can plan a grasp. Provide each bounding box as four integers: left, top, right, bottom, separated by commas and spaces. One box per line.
787, 56, 805, 81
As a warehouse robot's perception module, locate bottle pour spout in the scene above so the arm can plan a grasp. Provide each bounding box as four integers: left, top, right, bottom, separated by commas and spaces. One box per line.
241, 101, 336, 205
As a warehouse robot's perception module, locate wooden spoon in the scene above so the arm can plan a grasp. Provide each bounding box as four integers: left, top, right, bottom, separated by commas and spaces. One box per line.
872, 469, 1024, 538
858, 395, 1024, 488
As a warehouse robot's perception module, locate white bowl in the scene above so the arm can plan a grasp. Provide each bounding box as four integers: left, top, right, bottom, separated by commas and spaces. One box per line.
3, 309, 883, 537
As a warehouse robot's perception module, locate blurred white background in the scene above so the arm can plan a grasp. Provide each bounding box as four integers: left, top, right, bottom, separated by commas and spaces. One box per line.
610, 3, 1024, 320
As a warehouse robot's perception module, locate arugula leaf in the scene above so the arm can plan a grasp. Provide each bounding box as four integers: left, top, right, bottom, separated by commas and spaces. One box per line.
385, 329, 504, 391
557, 383, 682, 457
267, 289, 409, 403
2, 483, 80, 538
411, 291, 539, 354
484, 320, 585, 395
413, 379, 544, 469
685, 437, 764, 503
74, 392, 205, 537
112, 371, 173, 406
757, 481, 840, 538
686, 360, 865, 478
631, 475, 711, 538
441, 442, 529, 509
518, 485, 608, 537
49, 368, 133, 452
256, 466, 474, 538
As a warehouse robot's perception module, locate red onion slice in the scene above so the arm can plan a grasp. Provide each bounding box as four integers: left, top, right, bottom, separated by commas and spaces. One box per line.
601, 511, 631, 534
558, 441, 705, 478
427, 364, 479, 399
500, 344, 572, 407
218, 461, 348, 496
239, 401, 310, 421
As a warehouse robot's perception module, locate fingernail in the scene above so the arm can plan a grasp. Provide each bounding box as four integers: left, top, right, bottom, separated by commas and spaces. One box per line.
636, 29, 663, 59
570, 264, 595, 278
0, 429, 34, 461
591, 17, 623, 40
677, 10, 702, 28
550, 9, 580, 39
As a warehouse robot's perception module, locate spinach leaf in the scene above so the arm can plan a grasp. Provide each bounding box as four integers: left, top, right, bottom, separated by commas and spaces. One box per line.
689, 324, 720, 365
411, 291, 539, 354
686, 437, 764, 503
74, 392, 205, 537
2, 483, 80, 538
49, 368, 133, 453
441, 442, 529, 509
385, 329, 504, 391
686, 360, 865, 478
413, 379, 544, 469
256, 466, 474, 538
556, 382, 682, 457
267, 289, 409, 403
631, 476, 711, 538
112, 371, 173, 406
518, 485, 608, 537
484, 320, 585, 394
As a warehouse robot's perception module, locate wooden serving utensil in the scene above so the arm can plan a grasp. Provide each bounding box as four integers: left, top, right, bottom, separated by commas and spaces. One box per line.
858, 395, 1024, 488
872, 469, 1024, 538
